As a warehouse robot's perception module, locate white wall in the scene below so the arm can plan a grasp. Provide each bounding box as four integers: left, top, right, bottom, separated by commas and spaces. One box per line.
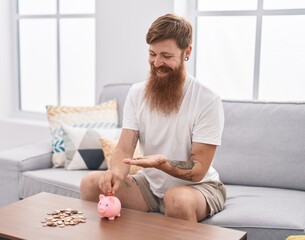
95, 0, 174, 100
0, 119, 50, 151
0, 0, 175, 150
0, 0, 13, 117
0, 0, 55, 150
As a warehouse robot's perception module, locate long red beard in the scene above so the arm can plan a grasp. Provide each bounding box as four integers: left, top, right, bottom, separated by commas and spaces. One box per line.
144, 61, 186, 116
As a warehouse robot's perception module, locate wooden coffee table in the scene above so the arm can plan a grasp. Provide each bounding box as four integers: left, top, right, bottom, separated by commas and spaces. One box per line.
0, 192, 246, 240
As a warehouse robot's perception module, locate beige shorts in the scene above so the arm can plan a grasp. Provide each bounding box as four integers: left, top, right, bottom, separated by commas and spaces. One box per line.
132, 172, 226, 217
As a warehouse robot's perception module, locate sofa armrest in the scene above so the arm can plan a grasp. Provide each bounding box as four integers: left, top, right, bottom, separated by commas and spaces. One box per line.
0, 139, 52, 207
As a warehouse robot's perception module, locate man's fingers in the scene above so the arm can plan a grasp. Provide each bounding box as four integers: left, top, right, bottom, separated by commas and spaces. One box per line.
123, 158, 145, 165
132, 157, 149, 160
111, 179, 121, 195
123, 157, 146, 163
99, 171, 113, 194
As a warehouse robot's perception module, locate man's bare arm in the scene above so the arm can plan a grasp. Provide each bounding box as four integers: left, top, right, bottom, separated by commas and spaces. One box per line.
165, 159, 196, 181
110, 129, 139, 179
163, 142, 216, 182
167, 160, 195, 169
127, 142, 217, 182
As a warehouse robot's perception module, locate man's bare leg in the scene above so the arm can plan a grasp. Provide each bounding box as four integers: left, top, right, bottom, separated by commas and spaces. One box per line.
163, 186, 209, 222
80, 171, 150, 212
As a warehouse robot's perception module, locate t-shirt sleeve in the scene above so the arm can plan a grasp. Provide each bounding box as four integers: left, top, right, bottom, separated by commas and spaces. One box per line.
122, 85, 139, 131
192, 96, 224, 145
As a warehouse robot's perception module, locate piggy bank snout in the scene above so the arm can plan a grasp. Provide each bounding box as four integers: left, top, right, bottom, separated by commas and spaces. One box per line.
98, 205, 105, 212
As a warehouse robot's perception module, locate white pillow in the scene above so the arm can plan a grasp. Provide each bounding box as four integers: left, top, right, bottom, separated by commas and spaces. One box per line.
62, 125, 121, 170
46, 99, 118, 168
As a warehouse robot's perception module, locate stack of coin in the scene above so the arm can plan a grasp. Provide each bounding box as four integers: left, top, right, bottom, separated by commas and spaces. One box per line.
41, 208, 86, 228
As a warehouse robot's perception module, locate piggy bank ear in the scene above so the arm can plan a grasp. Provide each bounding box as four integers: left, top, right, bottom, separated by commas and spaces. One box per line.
99, 194, 105, 200
108, 197, 115, 204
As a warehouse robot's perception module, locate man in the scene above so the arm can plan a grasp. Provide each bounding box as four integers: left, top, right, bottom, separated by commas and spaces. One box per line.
80, 13, 226, 222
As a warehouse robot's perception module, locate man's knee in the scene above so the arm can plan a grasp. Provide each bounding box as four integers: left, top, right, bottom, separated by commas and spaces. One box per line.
80, 172, 93, 190
80, 172, 99, 200
163, 188, 196, 219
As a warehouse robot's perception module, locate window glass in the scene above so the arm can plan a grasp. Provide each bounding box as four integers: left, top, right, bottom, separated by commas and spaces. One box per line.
18, 0, 56, 15
60, 0, 95, 14
60, 18, 95, 106
196, 16, 256, 100
19, 19, 58, 112
17, 0, 96, 114
264, 0, 305, 10
197, 0, 257, 11
259, 15, 305, 101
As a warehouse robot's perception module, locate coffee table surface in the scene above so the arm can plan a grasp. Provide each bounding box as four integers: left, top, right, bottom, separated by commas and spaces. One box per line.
0, 192, 246, 240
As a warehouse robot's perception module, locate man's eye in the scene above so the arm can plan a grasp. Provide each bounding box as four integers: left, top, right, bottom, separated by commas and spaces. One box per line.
164, 56, 172, 59
149, 53, 156, 57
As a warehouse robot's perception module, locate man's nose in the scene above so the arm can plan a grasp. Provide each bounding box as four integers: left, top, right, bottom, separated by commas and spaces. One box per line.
153, 56, 164, 68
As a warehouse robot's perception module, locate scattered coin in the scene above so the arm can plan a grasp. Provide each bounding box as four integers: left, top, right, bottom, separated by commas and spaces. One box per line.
41, 208, 86, 228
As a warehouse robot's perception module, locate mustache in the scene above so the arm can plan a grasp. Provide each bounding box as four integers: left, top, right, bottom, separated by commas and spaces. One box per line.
151, 64, 173, 74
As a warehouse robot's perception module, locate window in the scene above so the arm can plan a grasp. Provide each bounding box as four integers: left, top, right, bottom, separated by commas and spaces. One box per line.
16, 0, 96, 113
193, 0, 305, 101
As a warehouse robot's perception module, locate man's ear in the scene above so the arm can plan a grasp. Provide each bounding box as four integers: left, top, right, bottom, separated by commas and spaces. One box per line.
185, 45, 192, 58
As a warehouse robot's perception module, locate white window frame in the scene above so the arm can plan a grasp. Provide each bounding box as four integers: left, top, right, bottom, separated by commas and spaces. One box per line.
186, 0, 305, 100
12, 0, 96, 120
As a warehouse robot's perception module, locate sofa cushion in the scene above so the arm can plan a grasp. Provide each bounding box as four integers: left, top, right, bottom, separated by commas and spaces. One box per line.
99, 137, 142, 174
214, 100, 305, 191
203, 185, 305, 240
46, 100, 119, 168
19, 168, 92, 200
98, 83, 132, 127
63, 125, 121, 170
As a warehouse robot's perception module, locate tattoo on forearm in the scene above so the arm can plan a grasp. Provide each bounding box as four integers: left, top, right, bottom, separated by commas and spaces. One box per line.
168, 160, 195, 169
167, 160, 195, 181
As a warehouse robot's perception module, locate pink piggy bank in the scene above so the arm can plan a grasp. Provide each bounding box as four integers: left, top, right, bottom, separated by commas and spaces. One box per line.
97, 194, 121, 220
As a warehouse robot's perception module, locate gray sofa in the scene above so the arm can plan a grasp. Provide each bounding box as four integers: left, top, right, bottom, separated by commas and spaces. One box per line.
1, 83, 305, 240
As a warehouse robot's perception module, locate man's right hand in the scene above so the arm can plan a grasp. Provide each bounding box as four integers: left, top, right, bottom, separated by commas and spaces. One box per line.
98, 170, 123, 196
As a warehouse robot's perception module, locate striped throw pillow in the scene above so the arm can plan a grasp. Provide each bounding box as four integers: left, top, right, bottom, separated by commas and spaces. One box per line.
46, 99, 118, 167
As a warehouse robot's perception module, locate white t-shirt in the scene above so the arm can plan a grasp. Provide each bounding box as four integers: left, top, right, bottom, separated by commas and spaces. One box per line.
123, 73, 224, 198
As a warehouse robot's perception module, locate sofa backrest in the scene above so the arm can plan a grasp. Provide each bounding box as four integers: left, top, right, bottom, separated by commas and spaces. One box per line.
98, 83, 132, 127
213, 100, 305, 191
99, 84, 305, 191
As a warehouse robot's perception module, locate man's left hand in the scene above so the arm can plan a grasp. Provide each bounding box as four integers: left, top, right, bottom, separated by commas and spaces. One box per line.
123, 154, 167, 168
